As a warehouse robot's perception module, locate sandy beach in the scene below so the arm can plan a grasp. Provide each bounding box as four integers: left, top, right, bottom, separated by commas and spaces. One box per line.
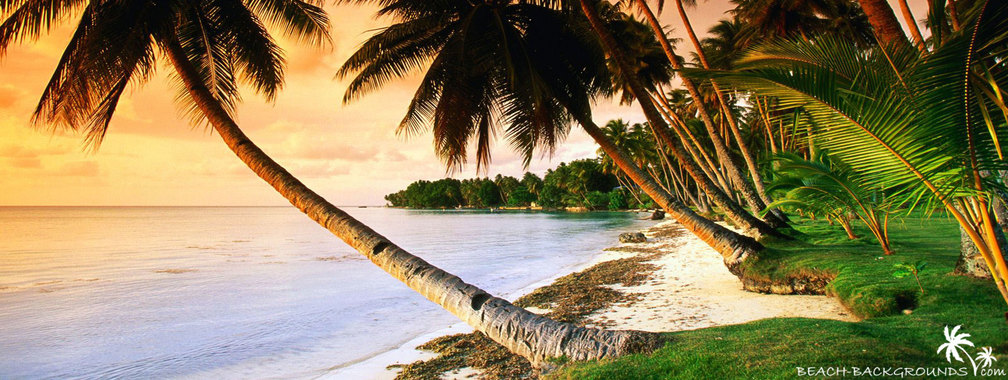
352, 219, 855, 379
582, 220, 856, 332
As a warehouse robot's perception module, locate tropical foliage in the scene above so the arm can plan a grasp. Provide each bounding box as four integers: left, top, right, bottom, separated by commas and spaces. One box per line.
768, 152, 895, 254
708, 0, 1008, 307
384, 160, 634, 210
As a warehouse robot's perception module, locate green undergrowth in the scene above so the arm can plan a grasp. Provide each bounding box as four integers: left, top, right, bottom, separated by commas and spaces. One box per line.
551, 214, 1008, 379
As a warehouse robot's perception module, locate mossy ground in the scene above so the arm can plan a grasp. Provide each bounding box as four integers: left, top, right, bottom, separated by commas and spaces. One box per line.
550, 214, 1008, 379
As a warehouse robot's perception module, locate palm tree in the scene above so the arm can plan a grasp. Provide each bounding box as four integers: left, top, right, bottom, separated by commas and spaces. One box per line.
334, 0, 797, 363
711, 1, 1008, 308
896, 0, 926, 51
769, 153, 895, 254
578, 0, 788, 238
4, 0, 669, 365
339, 0, 774, 257
597, 119, 649, 205
857, 0, 911, 47
621, 0, 784, 226
663, 0, 779, 218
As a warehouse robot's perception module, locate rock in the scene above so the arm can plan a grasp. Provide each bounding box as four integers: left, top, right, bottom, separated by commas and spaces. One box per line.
650, 209, 665, 220
619, 232, 647, 243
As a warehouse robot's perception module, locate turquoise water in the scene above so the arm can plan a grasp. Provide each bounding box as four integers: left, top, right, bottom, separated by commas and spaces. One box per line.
0, 207, 651, 379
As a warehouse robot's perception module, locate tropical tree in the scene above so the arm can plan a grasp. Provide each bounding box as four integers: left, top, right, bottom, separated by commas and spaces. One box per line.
857, 0, 912, 47
709, 1, 1008, 308
617, 0, 785, 226
338, 0, 769, 268
768, 153, 895, 254
577, 0, 788, 239
3, 0, 662, 366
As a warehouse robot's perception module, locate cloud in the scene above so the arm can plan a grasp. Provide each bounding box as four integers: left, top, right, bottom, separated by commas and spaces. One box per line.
8, 157, 41, 169
0, 85, 22, 110
57, 161, 100, 177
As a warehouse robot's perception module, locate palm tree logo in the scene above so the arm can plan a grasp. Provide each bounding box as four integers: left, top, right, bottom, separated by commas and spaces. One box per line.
977, 347, 998, 369
938, 325, 998, 375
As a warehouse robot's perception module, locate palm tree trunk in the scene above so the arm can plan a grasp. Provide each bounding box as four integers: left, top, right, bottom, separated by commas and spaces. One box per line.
653, 90, 733, 194
947, 0, 963, 31
579, 115, 762, 274
669, 0, 778, 218
580, 0, 786, 239
896, 0, 927, 52
163, 38, 663, 366
858, 0, 912, 48
631, 0, 773, 221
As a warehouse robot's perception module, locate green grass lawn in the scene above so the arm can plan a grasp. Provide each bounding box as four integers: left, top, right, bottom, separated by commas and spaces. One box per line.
549, 214, 1008, 379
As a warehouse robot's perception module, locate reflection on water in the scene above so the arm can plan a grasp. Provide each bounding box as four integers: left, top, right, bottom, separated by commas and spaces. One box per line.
0, 207, 649, 379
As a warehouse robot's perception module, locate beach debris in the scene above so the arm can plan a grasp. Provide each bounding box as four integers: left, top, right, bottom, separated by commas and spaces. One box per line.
619, 232, 647, 243
650, 209, 665, 220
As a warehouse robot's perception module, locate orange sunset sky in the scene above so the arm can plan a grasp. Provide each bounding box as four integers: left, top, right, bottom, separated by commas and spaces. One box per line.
0, 1, 927, 206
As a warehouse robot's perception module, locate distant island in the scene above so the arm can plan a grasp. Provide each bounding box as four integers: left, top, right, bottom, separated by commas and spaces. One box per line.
384, 159, 652, 211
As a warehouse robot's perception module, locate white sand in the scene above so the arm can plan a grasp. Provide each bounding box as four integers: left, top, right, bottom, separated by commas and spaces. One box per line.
586, 220, 857, 332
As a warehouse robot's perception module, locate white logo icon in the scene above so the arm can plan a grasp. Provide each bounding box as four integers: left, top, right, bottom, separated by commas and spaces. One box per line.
938, 325, 997, 375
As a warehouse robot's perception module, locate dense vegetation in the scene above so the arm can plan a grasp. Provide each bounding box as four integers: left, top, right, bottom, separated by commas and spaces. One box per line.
384, 159, 647, 210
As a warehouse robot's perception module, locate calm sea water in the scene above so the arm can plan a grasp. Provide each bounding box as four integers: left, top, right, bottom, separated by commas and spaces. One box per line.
0, 207, 650, 379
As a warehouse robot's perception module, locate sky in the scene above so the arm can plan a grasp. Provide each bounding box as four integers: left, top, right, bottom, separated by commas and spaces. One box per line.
0, 1, 928, 206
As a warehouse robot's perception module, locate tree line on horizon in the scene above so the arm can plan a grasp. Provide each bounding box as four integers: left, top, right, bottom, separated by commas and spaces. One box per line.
6, 0, 1007, 368
384, 159, 654, 210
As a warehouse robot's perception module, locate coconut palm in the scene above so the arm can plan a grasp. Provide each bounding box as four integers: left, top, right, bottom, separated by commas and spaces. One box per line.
619, 0, 784, 226
335, 0, 781, 363
710, 0, 1008, 308
575, 0, 789, 238
4, 0, 672, 365
857, 0, 911, 47
768, 152, 895, 254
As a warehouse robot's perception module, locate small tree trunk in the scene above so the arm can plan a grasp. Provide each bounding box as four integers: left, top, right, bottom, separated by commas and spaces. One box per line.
896, 0, 927, 52
957, 224, 993, 278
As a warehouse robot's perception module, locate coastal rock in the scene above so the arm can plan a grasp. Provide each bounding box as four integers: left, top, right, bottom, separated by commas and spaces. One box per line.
619, 232, 647, 243
650, 210, 665, 220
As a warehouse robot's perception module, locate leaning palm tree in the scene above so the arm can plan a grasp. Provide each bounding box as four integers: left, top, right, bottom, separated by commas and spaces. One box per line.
3, 0, 664, 365
619, 0, 784, 226
710, 0, 1008, 309
338, 0, 771, 263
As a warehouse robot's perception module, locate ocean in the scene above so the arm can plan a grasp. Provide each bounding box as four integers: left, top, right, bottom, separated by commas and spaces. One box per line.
0, 206, 651, 379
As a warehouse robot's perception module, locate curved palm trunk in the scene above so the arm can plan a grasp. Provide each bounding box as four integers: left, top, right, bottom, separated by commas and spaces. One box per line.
579, 116, 762, 274
163, 39, 663, 366
653, 90, 733, 194
896, 0, 927, 52
666, 0, 788, 225
629, 0, 774, 223
580, 0, 786, 239
858, 0, 912, 48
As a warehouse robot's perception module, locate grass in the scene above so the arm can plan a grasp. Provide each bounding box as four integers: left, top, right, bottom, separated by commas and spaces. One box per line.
550, 214, 1008, 379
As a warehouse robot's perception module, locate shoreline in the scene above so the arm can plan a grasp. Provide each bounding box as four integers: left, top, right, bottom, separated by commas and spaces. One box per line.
324, 215, 656, 379
342, 219, 855, 379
